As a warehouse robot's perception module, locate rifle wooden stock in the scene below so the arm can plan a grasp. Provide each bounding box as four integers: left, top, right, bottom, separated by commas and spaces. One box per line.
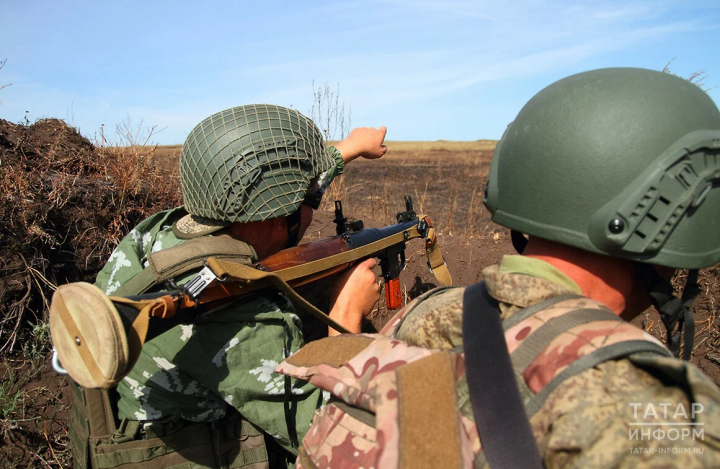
257, 237, 352, 288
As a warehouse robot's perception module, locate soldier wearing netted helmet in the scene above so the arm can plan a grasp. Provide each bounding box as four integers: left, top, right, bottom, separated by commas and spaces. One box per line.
69, 104, 387, 468
274, 69, 720, 468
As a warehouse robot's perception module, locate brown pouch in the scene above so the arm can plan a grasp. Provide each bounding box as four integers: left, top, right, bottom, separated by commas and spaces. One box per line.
49, 282, 131, 389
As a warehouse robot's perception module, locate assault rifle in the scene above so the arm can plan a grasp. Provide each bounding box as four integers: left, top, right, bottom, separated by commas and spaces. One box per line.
49, 196, 452, 389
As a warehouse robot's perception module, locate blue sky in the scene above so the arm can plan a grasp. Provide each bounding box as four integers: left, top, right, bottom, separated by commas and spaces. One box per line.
1, 0, 718, 144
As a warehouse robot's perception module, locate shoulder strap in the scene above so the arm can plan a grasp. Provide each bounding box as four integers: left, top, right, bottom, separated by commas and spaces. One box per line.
524, 343, 671, 418
510, 308, 623, 375
205, 258, 351, 335
114, 235, 255, 296
462, 282, 544, 469
508, 307, 624, 402
501, 293, 581, 331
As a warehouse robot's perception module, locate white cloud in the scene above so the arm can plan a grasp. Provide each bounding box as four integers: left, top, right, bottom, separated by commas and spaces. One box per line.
237, 15, 702, 116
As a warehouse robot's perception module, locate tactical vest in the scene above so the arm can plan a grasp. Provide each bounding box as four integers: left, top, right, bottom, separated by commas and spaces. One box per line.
69, 235, 271, 469
276, 285, 693, 469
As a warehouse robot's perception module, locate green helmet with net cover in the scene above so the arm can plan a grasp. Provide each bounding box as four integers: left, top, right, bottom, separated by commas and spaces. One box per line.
484, 67, 720, 270
180, 104, 334, 225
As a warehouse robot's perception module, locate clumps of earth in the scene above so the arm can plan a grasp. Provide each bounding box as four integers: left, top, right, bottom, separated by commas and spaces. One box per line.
0, 118, 182, 354
0, 118, 183, 466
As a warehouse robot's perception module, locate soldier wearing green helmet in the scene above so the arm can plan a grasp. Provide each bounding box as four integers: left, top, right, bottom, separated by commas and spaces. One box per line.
68, 104, 388, 469
274, 69, 720, 468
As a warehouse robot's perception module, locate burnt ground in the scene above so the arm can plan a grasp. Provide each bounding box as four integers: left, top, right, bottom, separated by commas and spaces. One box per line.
1, 122, 719, 467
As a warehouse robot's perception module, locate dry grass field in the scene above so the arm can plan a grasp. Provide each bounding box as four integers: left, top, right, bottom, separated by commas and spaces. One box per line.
152, 139, 498, 160
321, 142, 497, 236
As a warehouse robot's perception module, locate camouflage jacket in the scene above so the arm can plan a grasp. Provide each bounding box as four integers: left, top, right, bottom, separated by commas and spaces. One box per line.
276, 255, 720, 468
94, 206, 328, 456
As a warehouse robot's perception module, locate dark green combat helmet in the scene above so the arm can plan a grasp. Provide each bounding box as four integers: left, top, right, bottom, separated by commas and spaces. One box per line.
484, 67, 720, 270
180, 104, 334, 225
484, 67, 720, 359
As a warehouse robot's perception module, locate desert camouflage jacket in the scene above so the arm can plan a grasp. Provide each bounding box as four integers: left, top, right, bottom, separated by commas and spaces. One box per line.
277, 255, 720, 468
94, 207, 328, 456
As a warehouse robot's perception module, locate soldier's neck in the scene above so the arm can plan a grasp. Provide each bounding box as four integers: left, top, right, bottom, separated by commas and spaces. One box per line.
522, 238, 648, 319
229, 219, 288, 261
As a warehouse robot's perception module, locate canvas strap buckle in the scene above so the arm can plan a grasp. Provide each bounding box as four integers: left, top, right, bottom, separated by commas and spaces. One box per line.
428, 260, 449, 275
112, 419, 142, 443
183, 263, 222, 299
142, 417, 186, 439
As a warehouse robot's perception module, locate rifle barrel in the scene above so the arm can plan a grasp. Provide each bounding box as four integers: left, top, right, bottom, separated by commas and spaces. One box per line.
344, 219, 418, 249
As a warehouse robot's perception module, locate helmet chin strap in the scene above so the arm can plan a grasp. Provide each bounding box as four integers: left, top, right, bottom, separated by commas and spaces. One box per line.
285, 209, 302, 248
634, 263, 701, 360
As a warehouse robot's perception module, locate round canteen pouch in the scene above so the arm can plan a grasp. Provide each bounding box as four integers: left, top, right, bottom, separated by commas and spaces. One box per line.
49, 282, 130, 389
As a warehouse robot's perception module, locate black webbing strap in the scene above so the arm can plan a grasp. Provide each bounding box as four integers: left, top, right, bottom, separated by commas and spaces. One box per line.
285, 209, 303, 248
462, 282, 544, 469
635, 264, 700, 360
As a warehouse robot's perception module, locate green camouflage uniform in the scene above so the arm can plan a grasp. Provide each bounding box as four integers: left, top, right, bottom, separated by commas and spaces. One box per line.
276, 255, 720, 468
94, 206, 328, 455
93, 151, 345, 457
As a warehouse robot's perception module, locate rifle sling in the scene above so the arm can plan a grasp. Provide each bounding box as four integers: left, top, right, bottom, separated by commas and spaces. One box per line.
206, 222, 451, 335
204, 259, 351, 334
426, 240, 452, 286
115, 219, 453, 339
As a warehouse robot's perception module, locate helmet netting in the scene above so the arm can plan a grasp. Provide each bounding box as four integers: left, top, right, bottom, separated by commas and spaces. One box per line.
180, 104, 333, 222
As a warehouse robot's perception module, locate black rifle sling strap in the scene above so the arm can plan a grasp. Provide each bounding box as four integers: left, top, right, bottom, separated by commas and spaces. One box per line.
462, 282, 544, 469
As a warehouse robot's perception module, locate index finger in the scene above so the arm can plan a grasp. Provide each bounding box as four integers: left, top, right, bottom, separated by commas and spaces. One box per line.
360, 257, 378, 269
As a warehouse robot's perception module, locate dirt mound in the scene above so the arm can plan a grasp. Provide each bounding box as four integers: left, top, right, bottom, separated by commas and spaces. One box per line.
0, 118, 182, 351
0, 118, 182, 466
